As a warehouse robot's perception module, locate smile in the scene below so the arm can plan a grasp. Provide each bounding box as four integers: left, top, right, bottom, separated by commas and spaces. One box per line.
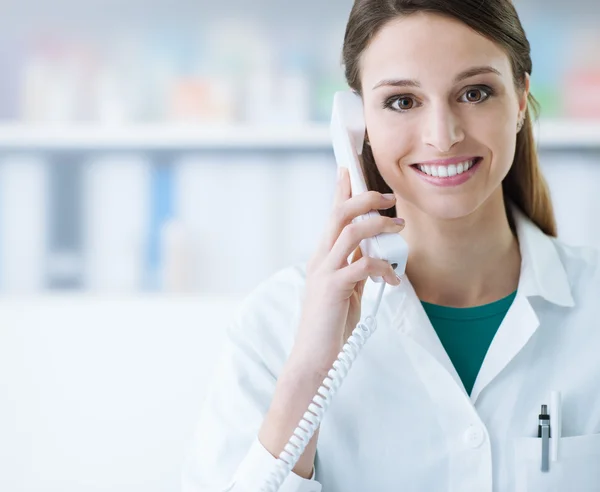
412, 158, 481, 177
410, 157, 483, 187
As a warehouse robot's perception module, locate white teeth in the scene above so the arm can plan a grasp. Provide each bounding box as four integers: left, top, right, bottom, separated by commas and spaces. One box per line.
417, 159, 477, 177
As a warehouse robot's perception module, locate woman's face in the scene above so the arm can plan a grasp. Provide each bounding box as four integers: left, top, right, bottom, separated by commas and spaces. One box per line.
360, 12, 529, 220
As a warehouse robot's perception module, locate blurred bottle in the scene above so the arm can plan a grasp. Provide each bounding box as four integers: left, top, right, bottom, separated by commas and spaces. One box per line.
277, 153, 337, 267
173, 153, 280, 295
145, 162, 174, 291
0, 155, 48, 293
244, 51, 276, 124
564, 26, 600, 119
0, 33, 24, 120
95, 62, 130, 124
166, 20, 243, 124
237, 21, 279, 124
542, 152, 600, 248
20, 37, 60, 122
46, 159, 84, 290
21, 35, 87, 123
142, 31, 178, 122
83, 156, 149, 292
521, 14, 566, 118
107, 35, 147, 123
313, 20, 349, 122
160, 219, 192, 293
276, 47, 311, 125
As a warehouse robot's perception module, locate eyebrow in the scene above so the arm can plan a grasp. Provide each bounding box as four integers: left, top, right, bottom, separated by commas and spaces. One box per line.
372, 65, 502, 90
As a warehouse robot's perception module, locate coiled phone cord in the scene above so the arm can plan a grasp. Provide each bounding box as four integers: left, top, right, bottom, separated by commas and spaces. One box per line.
260, 280, 389, 491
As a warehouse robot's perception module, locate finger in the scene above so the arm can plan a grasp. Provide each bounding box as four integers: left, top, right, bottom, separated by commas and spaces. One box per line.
324, 191, 396, 257
350, 245, 363, 265
326, 215, 405, 270
351, 248, 366, 297
335, 255, 400, 288
312, 168, 353, 264
333, 167, 351, 208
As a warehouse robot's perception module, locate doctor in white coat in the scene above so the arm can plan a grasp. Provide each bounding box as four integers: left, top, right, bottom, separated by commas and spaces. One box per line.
182, 1, 600, 491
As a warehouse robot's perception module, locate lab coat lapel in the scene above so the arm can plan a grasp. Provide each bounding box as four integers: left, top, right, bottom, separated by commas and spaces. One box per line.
394, 277, 468, 397
470, 205, 574, 404
469, 293, 539, 404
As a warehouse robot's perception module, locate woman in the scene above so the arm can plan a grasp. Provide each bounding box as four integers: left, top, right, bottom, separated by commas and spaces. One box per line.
183, 1, 600, 490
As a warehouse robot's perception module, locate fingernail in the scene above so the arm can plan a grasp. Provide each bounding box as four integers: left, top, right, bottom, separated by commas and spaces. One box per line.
392, 218, 405, 225
382, 193, 396, 200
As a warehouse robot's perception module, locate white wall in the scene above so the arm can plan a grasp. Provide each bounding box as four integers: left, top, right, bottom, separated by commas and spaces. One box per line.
0, 295, 242, 492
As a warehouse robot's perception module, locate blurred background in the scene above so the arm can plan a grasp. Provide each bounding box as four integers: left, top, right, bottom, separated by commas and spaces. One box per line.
0, 0, 599, 491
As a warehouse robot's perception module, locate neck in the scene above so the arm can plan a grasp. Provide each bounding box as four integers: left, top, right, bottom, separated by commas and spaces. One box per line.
400, 191, 521, 307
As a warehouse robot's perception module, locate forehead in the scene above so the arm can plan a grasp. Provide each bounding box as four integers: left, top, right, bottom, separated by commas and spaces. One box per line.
360, 12, 512, 89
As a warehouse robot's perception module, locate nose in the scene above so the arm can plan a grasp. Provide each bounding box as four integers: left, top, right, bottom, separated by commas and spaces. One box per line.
421, 104, 465, 153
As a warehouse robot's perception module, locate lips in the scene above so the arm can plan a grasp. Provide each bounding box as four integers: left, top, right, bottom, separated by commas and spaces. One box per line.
410, 157, 483, 187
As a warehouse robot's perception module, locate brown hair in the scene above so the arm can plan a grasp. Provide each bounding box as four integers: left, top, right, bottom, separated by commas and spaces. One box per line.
342, 0, 557, 236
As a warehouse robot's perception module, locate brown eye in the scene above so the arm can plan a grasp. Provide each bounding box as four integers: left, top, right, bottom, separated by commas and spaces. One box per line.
387, 96, 415, 111
461, 87, 493, 104
466, 89, 483, 102
398, 97, 413, 109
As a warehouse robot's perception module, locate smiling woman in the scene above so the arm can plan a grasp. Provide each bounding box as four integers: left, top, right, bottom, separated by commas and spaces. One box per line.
343, 0, 556, 237
182, 2, 600, 491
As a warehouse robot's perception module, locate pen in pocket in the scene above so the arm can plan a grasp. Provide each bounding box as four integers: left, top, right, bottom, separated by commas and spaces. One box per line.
538, 404, 550, 472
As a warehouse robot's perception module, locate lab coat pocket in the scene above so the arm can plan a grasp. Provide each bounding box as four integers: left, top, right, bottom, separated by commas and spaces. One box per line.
514, 433, 600, 492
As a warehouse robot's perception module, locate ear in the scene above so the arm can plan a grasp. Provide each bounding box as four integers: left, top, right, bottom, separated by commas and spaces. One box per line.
518, 72, 530, 115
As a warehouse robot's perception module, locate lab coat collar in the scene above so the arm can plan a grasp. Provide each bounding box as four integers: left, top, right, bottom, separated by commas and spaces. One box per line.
511, 203, 575, 307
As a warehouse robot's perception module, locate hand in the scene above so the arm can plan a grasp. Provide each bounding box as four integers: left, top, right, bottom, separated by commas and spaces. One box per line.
292, 167, 405, 374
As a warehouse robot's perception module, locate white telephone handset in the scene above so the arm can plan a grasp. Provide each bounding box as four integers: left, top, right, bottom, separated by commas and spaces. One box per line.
330, 90, 409, 279
259, 91, 408, 492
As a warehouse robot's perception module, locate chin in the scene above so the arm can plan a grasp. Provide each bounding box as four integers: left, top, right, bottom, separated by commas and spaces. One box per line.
411, 195, 486, 221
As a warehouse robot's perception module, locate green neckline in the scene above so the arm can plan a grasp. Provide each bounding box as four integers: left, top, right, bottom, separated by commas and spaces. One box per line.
421, 290, 518, 320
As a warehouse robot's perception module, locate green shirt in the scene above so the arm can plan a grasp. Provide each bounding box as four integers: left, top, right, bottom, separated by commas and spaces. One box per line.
421, 291, 517, 395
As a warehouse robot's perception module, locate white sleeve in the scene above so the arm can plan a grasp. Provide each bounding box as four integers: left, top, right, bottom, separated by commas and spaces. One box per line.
181, 265, 322, 492
226, 437, 321, 492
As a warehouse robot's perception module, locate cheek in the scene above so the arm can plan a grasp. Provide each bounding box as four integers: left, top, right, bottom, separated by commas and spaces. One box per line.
367, 116, 416, 170
472, 113, 517, 173
467, 99, 518, 163
471, 106, 512, 140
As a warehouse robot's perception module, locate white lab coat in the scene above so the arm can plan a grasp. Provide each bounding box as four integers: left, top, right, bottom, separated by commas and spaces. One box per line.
182, 205, 600, 492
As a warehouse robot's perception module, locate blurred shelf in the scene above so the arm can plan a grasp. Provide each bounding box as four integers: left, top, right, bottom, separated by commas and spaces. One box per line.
0, 293, 246, 305
0, 123, 331, 151
534, 119, 600, 150
0, 119, 597, 151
